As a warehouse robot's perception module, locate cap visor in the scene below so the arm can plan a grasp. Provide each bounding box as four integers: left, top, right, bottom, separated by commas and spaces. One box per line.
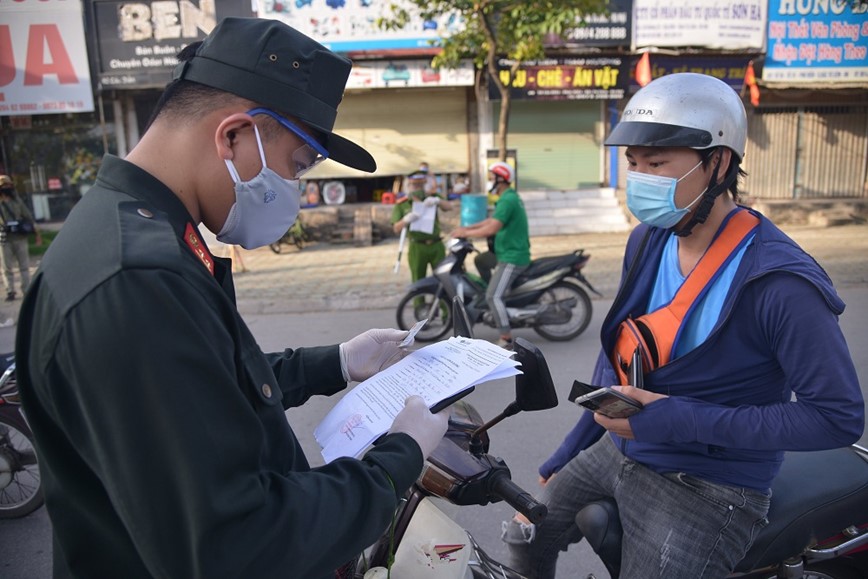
327, 133, 376, 173
604, 122, 713, 149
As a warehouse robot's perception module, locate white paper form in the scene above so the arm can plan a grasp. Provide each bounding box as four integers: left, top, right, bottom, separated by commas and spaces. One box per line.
409, 201, 436, 235
315, 337, 520, 462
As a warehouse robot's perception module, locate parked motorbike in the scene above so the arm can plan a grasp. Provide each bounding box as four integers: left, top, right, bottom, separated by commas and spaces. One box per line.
575, 446, 868, 579
0, 352, 43, 519
268, 220, 308, 254
352, 304, 560, 578
396, 238, 600, 342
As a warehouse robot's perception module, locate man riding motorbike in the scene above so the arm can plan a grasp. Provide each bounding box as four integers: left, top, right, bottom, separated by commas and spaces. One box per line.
451, 162, 530, 349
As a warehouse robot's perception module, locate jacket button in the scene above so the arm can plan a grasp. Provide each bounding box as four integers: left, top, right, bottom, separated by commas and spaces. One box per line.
137, 208, 154, 218
261, 383, 272, 398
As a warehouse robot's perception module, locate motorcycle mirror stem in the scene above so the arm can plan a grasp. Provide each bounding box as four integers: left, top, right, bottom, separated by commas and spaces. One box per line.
451, 299, 559, 454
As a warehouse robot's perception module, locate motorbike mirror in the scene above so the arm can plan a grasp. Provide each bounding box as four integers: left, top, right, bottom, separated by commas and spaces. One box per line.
468, 337, 557, 453
452, 296, 474, 339
512, 337, 558, 412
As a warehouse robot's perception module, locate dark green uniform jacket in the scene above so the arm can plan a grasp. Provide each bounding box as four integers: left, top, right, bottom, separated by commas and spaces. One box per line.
16, 156, 422, 578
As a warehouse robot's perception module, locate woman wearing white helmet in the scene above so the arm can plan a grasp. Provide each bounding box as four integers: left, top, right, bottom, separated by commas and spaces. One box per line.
504, 73, 863, 578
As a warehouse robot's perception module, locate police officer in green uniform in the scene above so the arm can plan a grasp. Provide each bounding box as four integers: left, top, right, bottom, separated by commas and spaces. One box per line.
15, 19, 449, 579
451, 162, 530, 348
390, 169, 452, 283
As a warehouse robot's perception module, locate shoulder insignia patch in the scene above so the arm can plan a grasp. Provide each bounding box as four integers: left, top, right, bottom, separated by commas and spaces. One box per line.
184, 223, 214, 276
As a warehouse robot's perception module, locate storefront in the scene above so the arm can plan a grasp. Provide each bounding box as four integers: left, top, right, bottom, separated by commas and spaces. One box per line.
492, 57, 629, 191
298, 58, 475, 202
747, 1, 868, 199
0, 0, 106, 219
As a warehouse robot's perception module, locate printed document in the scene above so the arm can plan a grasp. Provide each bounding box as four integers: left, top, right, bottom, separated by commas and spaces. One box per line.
315, 337, 520, 462
409, 201, 436, 234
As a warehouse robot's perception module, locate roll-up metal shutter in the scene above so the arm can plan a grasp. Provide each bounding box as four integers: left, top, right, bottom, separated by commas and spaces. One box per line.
744, 106, 868, 200
494, 100, 600, 190
305, 87, 470, 179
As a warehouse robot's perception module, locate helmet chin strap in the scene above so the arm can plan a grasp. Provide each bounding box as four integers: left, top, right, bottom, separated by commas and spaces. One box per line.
673, 152, 737, 238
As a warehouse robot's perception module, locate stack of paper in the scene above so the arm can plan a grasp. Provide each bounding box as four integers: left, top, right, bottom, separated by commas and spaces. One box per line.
315, 337, 520, 463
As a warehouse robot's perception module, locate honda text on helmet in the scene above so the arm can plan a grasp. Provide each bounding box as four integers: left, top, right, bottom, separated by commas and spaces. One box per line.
604, 72, 748, 237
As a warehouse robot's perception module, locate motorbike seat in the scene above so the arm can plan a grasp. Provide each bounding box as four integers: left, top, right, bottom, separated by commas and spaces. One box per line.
575, 446, 868, 577
735, 446, 868, 572
514, 252, 589, 286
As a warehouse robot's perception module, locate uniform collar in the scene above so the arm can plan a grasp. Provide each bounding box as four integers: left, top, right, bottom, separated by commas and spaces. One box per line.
95, 155, 197, 233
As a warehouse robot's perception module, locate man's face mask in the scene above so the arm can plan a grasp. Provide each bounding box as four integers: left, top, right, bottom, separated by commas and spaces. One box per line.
625, 160, 706, 229
218, 109, 327, 249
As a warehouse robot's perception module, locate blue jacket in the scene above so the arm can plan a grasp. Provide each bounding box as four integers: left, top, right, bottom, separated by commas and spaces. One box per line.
541, 209, 864, 491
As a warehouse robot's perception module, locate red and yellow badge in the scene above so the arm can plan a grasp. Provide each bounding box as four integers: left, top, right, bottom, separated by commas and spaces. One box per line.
184, 223, 214, 275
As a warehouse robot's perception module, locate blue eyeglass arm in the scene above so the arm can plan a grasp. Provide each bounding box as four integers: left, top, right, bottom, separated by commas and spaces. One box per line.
246, 107, 329, 159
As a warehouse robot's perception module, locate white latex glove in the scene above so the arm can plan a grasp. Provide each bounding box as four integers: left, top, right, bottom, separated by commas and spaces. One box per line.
389, 395, 449, 460
423, 196, 440, 208
339, 328, 409, 382
402, 212, 421, 224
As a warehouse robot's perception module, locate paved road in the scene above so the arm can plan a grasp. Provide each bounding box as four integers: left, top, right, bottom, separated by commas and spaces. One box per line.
0, 222, 865, 578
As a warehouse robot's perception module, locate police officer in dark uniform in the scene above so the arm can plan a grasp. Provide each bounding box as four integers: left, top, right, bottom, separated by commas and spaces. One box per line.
16, 18, 448, 578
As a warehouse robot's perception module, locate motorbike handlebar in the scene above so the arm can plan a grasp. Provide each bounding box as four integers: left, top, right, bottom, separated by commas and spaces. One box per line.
489, 471, 547, 524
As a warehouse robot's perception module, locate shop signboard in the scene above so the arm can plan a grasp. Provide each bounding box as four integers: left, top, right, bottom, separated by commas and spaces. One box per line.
345, 60, 474, 90
634, 0, 766, 49
0, 0, 94, 116
764, 0, 868, 84
628, 55, 754, 90
256, 0, 461, 52
546, 0, 632, 48
89, 0, 253, 90
490, 57, 629, 101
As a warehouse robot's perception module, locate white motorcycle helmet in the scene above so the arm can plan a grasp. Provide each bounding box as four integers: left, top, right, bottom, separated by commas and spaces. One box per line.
604, 73, 747, 162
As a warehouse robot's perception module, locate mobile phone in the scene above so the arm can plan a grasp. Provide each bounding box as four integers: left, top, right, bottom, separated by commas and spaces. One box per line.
568, 379, 600, 403
573, 387, 643, 419
629, 347, 644, 390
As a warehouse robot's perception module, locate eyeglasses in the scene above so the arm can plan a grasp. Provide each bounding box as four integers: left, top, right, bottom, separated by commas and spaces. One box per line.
246, 108, 328, 179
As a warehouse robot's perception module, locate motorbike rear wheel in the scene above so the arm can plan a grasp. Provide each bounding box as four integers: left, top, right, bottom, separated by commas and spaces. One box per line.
532, 281, 592, 341
396, 288, 453, 342
0, 409, 43, 519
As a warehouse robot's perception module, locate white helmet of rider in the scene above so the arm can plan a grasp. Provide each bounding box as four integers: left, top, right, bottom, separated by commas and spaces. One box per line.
604, 73, 748, 162
488, 161, 515, 184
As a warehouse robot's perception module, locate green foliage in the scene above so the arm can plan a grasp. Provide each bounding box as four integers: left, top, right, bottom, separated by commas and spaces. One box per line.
66, 148, 102, 186
378, 0, 608, 159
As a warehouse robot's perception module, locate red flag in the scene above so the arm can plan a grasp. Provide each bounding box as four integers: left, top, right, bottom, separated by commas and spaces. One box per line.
744, 60, 760, 107
635, 52, 651, 87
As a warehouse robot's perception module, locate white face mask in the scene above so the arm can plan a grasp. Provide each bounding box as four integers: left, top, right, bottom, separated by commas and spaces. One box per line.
217, 125, 301, 250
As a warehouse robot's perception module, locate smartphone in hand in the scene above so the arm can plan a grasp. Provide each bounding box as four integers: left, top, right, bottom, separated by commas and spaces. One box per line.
573, 387, 643, 419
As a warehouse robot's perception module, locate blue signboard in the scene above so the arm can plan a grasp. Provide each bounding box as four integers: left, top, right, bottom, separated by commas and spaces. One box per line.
765, 0, 868, 83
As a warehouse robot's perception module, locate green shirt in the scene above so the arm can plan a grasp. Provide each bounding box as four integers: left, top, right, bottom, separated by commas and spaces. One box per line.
492, 188, 531, 265
390, 190, 443, 242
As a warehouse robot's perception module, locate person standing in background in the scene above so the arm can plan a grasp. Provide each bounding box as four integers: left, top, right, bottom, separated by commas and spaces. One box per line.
391, 169, 452, 284
0, 175, 41, 301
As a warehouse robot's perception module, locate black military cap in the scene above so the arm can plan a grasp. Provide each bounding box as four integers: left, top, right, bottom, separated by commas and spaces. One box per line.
173, 17, 375, 173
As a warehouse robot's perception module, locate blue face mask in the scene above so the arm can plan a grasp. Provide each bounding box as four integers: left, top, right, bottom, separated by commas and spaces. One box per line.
626, 160, 705, 229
